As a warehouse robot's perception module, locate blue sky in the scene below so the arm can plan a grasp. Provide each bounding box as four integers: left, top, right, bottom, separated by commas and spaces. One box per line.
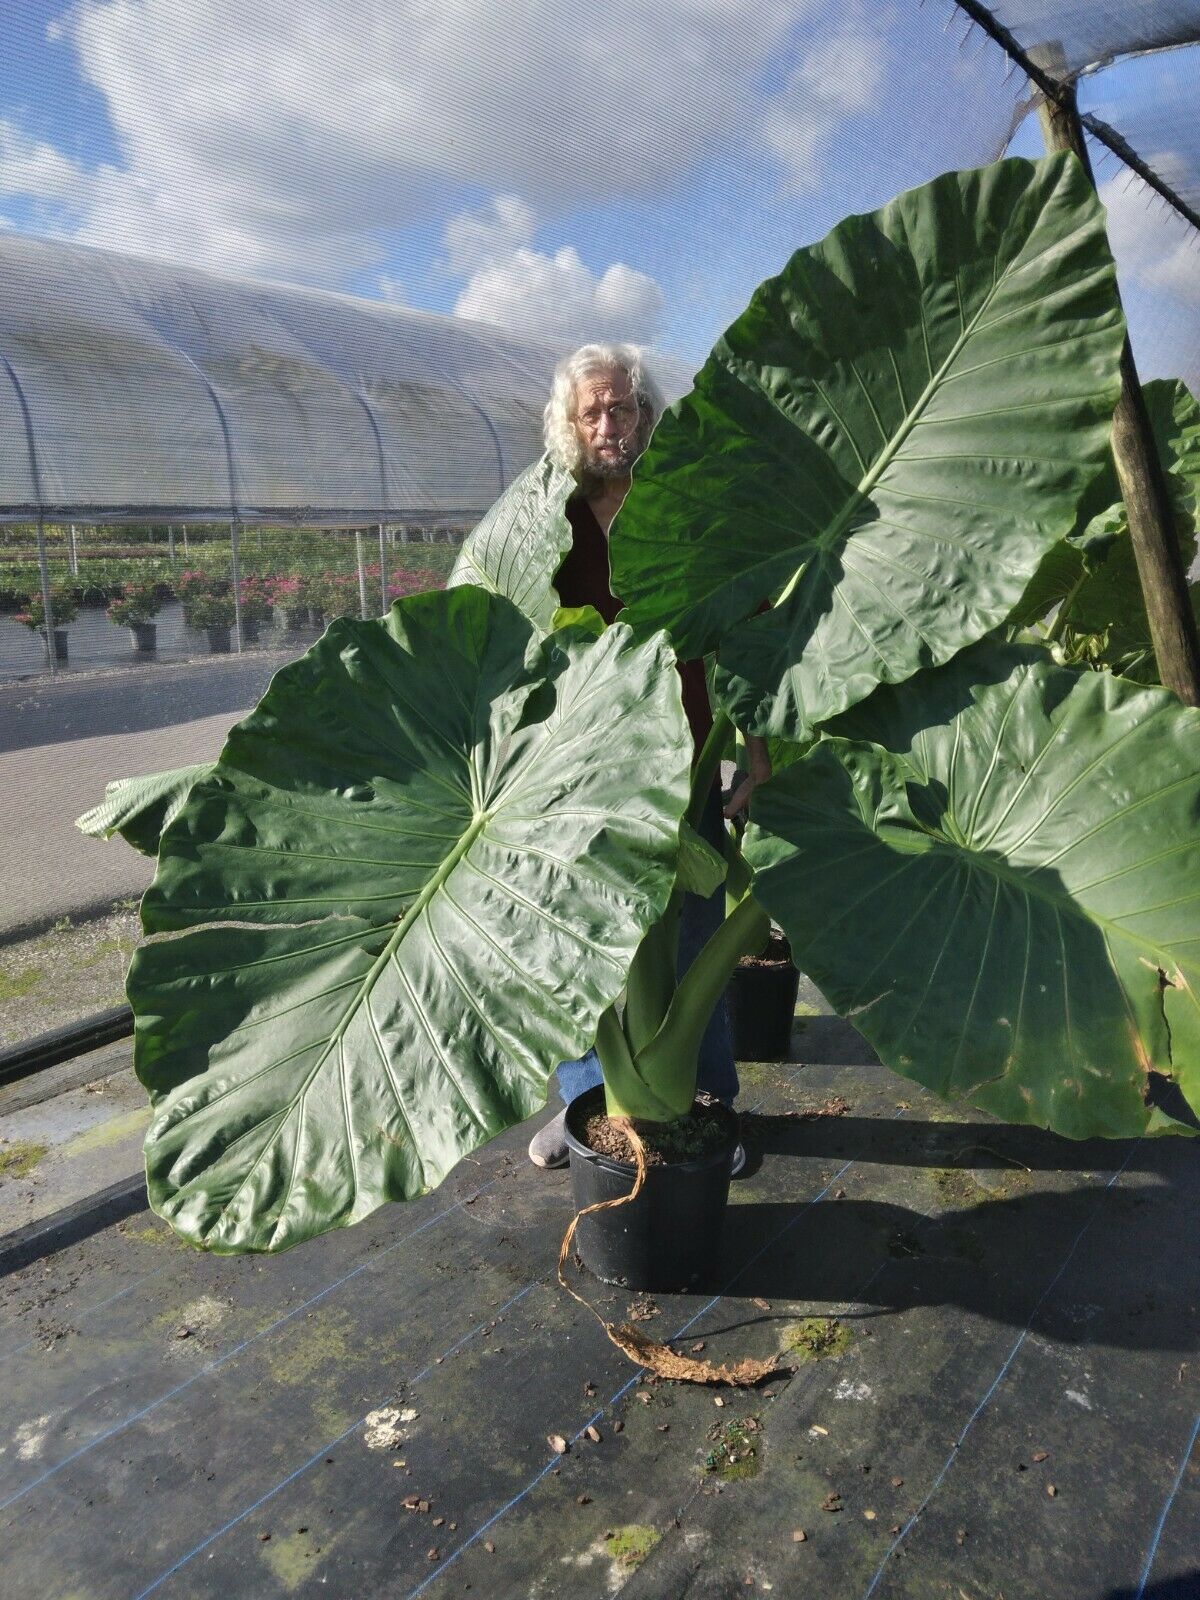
1, 0, 1196, 384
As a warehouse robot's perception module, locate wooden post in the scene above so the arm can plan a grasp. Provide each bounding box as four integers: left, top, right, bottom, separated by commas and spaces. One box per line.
355, 530, 370, 619
1033, 42, 1200, 705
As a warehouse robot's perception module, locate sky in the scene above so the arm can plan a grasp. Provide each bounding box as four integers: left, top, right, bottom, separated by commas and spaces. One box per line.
0, 0, 1196, 384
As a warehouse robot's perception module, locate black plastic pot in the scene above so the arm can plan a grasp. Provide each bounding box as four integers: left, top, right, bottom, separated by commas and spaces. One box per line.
128, 621, 157, 653
564, 1086, 737, 1292
729, 934, 800, 1061
205, 625, 231, 653
41, 627, 68, 664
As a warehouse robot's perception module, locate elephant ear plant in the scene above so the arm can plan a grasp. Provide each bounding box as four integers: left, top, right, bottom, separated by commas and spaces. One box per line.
86, 154, 1199, 1270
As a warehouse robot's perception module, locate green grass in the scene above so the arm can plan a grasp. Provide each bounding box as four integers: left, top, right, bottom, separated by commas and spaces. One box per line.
0, 968, 45, 1002
782, 1315, 851, 1363
0, 1141, 48, 1179
704, 1416, 763, 1480
604, 1525, 661, 1567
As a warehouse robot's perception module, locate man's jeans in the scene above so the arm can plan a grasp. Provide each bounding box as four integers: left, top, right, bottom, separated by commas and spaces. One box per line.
555, 784, 739, 1108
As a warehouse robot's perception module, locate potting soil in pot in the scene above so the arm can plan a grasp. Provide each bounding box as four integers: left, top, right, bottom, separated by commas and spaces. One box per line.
578, 1103, 729, 1166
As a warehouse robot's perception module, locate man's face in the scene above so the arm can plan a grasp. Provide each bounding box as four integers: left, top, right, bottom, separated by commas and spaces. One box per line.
571, 368, 648, 479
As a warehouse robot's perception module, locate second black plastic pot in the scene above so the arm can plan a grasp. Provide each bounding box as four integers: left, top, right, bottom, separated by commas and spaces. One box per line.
564, 1086, 738, 1292
729, 935, 801, 1061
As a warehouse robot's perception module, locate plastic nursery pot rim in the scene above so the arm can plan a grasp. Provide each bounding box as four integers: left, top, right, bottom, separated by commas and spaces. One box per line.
738, 931, 793, 967
562, 1084, 738, 1179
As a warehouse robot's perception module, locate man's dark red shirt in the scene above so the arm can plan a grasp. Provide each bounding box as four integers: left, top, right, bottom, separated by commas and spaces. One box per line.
555, 496, 713, 750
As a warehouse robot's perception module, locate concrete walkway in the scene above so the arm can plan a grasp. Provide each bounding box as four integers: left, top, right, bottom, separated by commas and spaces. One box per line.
0, 654, 288, 938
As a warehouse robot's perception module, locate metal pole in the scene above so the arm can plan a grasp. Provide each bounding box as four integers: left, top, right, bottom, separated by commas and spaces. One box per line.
378, 521, 389, 614
68, 522, 78, 576
168, 524, 176, 561
229, 517, 244, 652
34, 511, 56, 679
1033, 42, 1200, 705
182, 523, 189, 555
356, 530, 370, 618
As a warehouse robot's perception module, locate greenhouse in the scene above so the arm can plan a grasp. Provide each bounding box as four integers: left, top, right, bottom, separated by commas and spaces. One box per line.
1, 2, 1198, 1598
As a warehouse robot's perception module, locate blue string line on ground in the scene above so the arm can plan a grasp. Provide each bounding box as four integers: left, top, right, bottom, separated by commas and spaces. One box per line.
0, 1177, 496, 1513
1134, 1410, 1200, 1600
861, 1140, 1140, 1600
402, 1101, 888, 1600
129, 1281, 538, 1600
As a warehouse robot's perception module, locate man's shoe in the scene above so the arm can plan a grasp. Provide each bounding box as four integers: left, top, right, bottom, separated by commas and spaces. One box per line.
730, 1142, 747, 1178
528, 1108, 570, 1169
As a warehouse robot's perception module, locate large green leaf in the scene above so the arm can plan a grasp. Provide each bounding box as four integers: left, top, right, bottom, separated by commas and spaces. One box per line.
129, 587, 692, 1252
1010, 379, 1200, 647
744, 645, 1200, 1138
612, 155, 1125, 740
76, 764, 215, 856
448, 452, 575, 631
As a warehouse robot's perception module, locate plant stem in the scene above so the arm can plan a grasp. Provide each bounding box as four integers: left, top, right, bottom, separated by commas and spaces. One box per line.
631, 893, 771, 1116
1046, 570, 1087, 643
595, 1005, 677, 1121
687, 707, 731, 828
622, 892, 682, 1056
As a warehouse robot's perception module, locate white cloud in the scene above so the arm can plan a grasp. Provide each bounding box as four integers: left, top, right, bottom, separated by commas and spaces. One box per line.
0, 119, 89, 206
760, 23, 888, 188
1096, 170, 1200, 390
375, 272, 407, 303
454, 240, 664, 344
0, 0, 838, 283
441, 195, 536, 277
443, 194, 664, 343
1099, 170, 1200, 306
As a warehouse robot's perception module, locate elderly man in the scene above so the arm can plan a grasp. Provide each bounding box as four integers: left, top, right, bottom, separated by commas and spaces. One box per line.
528, 342, 771, 1169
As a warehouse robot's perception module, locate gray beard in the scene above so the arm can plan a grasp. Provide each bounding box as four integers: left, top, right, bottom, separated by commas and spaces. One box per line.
579, 434, 645, 480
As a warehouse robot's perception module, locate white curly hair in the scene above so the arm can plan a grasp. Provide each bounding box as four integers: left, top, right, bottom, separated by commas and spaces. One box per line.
543, 343, 665, 475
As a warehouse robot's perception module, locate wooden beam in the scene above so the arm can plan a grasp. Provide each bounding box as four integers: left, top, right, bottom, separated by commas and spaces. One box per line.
1033, 42, 1200, 705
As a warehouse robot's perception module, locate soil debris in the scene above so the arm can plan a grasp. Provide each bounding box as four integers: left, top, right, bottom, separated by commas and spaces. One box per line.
585, 1425, 602, 1443
792, 1530, 807, 1543
821, 1492, 842, 1513
548, 1434, 569, 1455
581, 1103, 729, 1165
628, 1297, 660, 1323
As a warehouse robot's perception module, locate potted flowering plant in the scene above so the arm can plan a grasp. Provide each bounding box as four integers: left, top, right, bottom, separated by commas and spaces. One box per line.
82, 161, 1199, 1336
186, 589, 236, 652
271, 575, 309, 631
237, 576, 273, 642
107, 581, 162, 652
16, 585, 77, 663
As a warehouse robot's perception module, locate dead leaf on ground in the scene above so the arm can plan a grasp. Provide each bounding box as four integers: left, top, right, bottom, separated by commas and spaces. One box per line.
821, 1493, 842, 1513
585, 1425, 601, 1443
548, 1434, 569, 1455
752, 1297, 771, 1311
792, 1529, 807, 1543
1032, 1450, 1049, 1463
608, 1323, 783, 1386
